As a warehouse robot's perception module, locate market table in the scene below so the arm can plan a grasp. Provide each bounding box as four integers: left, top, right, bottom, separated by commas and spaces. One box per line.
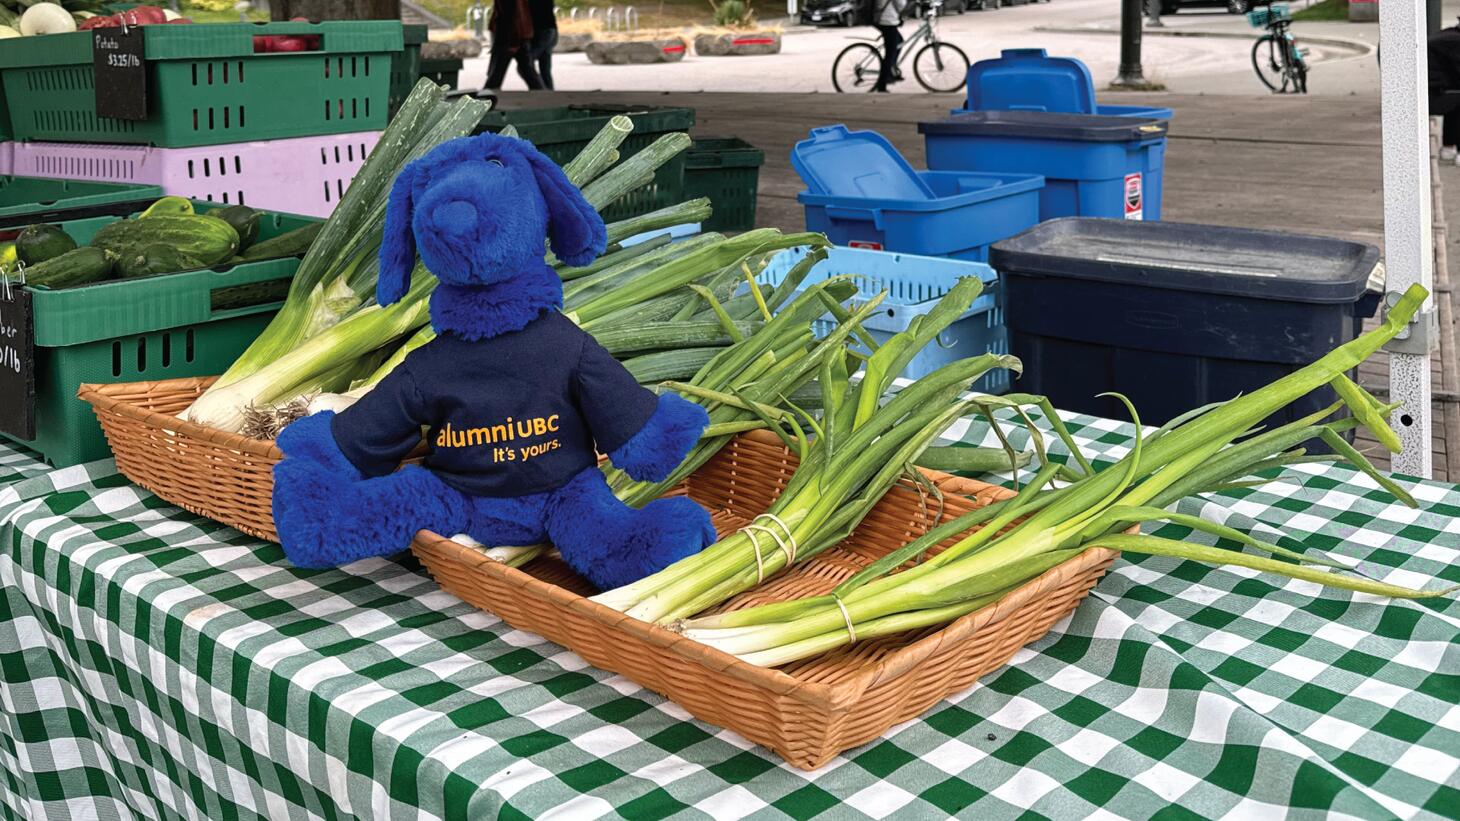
1, 410, 1457, 821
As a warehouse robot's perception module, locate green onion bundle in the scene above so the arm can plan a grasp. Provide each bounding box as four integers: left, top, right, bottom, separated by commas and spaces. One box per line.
591, 277, 1024, 623
675, 284, 1459, 666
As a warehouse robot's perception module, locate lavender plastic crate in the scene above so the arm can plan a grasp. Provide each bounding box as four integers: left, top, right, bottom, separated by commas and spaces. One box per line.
12, 131, 380, 218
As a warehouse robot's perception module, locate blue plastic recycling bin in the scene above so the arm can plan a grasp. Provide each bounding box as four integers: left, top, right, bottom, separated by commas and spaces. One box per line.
791, 125, 1044, 262
954, 48, 1175, 122
920, 111, 1168, 222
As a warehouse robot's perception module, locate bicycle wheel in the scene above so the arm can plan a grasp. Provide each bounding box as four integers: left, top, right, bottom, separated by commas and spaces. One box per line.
833, 42, 883, 93
913, 41, 969, 93
1251, 35, 1286, 92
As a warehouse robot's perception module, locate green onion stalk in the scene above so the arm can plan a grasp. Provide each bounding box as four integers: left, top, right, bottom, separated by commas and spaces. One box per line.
601, 246, 870, 508
185, 107, 704, 432
195, 81, 492, 401
187, 268, 438, 432
676, 285, 1459, 666
591, 277, 1026, 624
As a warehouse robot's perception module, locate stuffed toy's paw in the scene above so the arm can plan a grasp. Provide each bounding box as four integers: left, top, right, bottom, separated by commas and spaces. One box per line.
577, 495, 716, 590
608, 393, 709, 483
276, 411, 363, 480
273, 461, 465, 569
547, 468, 717, 590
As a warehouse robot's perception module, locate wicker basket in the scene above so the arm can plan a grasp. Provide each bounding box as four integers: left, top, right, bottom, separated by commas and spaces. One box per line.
411, 430, 1119, 770
79, 376, 284, 541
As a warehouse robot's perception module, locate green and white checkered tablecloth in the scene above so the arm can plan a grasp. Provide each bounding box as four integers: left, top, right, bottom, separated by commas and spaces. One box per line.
1, 409, 1457, 821
0, 442, 49, 487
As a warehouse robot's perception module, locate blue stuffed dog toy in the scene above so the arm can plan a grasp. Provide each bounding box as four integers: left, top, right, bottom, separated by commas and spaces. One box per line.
271, 134, 717, 589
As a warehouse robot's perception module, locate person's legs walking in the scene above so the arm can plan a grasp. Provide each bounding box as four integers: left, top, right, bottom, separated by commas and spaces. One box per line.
484, 43, 513, 90
1432, 91, 1460, 163
512, 47, 545, 89
535, 29, 557, 90
872, 24, 902, 92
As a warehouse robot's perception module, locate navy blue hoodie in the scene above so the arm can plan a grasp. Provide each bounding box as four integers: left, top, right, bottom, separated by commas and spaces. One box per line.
330, 311, 658, 497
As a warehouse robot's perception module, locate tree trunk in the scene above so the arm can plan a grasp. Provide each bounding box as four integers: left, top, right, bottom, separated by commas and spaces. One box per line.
271, 0, 401, 20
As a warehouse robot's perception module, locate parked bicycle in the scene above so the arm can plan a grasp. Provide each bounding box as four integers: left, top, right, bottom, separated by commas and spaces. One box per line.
1248, 1, 1308, 93
831, 0, 970, 93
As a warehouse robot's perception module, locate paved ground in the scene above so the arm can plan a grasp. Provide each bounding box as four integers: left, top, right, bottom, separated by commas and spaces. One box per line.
463, 0, 1380, 96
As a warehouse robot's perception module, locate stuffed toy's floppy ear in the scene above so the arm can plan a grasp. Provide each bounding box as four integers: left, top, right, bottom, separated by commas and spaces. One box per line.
377, 162, 419, 306
521, 150, 607, 268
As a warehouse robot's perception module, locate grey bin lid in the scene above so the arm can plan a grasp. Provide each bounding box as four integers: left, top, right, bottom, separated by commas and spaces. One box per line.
989, 218, 1381, 304
919, 110, 1168, 143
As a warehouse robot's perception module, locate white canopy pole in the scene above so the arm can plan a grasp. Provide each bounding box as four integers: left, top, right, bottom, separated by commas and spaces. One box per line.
1382, 0, 1437, 478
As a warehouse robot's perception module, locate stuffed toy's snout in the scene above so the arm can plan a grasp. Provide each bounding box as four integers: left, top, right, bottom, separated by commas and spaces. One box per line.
377, 134, 607, 304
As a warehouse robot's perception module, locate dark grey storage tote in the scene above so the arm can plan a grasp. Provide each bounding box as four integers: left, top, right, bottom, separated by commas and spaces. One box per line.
989, 218, 1383, 440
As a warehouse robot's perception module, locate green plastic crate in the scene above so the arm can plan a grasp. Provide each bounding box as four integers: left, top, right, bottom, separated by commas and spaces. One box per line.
0, 21, 402, 148
684, 137, 764, 233
390, 24, 428, 118
420, 57, 462, 89
2, 201, 317, 467
0, 177, 162, 220
476, 104, 695, 222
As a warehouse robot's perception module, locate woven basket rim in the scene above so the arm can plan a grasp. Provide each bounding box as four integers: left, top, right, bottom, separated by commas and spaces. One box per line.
78, 375, 282, 460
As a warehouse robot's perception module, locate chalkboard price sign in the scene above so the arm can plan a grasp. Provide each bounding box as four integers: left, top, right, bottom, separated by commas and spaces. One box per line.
0, 281, 35, 442
93, 26, 148, 121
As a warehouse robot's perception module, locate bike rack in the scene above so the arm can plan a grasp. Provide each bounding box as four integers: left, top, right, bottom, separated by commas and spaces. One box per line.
624, 6, 639, 31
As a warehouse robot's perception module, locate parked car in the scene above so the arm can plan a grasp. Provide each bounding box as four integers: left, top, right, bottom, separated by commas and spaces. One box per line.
1159, 0, 1250, 14
799, 0, 970, 27
800, 0, 870, 26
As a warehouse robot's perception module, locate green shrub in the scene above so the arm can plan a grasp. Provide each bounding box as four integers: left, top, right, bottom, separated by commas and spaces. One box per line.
711, 0, 755, 28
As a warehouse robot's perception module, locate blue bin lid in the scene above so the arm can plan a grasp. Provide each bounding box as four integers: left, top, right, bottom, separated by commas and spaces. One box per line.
965, 48, 1099, 114
791, 124, 935, 200
989, 218, 1381, 304
920, 110, 1168, 143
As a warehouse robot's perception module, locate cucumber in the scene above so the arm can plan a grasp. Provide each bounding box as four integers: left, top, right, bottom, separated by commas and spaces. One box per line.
140, 196, 195, 219
117, 244, 203, 279
592, 320, 760, 356
213, 205, 262, 250
90, 214, 240, 267
16, 224, 78, 265
239, 222, 323, 260
24, 247, 117, 289
621, 347, 722, 385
